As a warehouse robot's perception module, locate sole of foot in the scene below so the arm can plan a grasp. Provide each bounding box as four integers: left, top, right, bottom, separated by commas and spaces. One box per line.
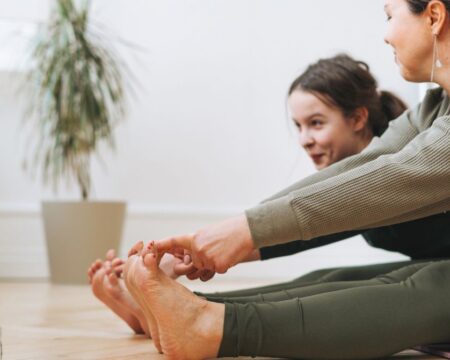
126, 242, 225, 360
88, 253, 145, 335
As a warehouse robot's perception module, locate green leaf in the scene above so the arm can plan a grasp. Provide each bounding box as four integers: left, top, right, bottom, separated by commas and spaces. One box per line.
24, 0, 132, 199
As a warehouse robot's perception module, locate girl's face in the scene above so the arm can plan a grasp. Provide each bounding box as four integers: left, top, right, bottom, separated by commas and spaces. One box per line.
384, 0, 434, 82
288, 90, 368, 170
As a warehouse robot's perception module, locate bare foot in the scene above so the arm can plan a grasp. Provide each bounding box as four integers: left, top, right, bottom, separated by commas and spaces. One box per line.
87, 252, 148, 336
125, 241, 163, 354
113, 250, 184, 280
103, 262, 151, 337
125, 242, 225, 360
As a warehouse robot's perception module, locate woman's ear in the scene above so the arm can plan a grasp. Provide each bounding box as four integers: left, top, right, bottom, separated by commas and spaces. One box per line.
427, 0, 448, 35
350, 107, 369, 132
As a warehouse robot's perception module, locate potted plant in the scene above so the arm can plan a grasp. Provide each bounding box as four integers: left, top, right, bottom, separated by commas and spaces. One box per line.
25, 0, 130, 284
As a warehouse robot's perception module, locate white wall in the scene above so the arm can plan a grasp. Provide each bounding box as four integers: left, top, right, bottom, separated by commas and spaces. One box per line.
0, 0, 415, 280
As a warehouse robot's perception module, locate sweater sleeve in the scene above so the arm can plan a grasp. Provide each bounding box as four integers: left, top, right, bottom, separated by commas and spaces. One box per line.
246, 97, 450, 248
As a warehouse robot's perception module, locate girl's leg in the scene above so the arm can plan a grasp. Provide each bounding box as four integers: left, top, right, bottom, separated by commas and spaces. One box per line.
196, 267, 340, 298
200, 259, 423, 300
219, 260, 450, 359
206, 261, 431, 303
316, 259, 430, 281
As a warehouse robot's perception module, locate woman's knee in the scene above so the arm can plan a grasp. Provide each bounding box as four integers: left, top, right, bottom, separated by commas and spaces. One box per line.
373, 262, 432, 284
408, 260, 450, 289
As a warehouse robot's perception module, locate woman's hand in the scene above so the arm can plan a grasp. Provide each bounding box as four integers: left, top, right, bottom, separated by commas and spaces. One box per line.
155, 214, 255, 274
174, 249, 261, 282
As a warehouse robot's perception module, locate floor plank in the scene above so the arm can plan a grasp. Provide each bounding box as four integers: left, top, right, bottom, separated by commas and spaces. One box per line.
0, 281, 441, 359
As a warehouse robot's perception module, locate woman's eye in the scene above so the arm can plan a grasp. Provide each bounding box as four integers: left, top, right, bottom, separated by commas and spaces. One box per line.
385, 15, 392, 22
311, 120, 322, 127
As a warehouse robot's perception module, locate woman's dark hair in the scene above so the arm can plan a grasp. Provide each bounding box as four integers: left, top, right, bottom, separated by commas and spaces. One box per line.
406, 0, 450, 14
288, 54, 408, 137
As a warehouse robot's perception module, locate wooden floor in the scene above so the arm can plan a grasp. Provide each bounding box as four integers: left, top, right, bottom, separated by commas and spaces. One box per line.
0, 280, 441, 360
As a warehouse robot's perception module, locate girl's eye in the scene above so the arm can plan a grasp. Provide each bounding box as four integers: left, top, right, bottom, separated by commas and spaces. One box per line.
311, 120, 322, 127
386, 15, 392, 22
294, 122, 301, 130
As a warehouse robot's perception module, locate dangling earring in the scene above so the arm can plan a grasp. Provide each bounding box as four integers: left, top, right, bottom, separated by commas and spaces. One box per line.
430, 33, 443, 82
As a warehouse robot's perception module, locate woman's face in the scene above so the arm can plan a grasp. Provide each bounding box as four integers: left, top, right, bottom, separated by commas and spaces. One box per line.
384, 0, 433, 82
288, 89, 367, 170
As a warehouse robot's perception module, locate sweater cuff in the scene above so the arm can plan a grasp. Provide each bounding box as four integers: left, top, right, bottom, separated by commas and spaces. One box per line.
245, 195, 302, 249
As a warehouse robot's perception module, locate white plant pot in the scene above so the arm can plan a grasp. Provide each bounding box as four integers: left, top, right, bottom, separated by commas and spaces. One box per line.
42, 201, 126, 284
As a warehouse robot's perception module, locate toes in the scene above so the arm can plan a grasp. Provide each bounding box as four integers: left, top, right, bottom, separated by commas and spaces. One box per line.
143, 252, 158, 271
141, 244, 153, 258
112, 258, 124, 266
108, 272, 119, 286
106, 249, 116, 261
87, 268, 93, 283
147, 241, 163, 265
112, 259, 125, 277
89, 260, 103, 280
105, 262, 112, 275
114, 264, 125, 278
94, 259, 103, 270
128, 241, 144, 257
88, 259, 102, 280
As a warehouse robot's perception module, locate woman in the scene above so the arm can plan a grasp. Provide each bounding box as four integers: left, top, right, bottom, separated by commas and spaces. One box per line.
122, 0, 450, 358
88, 53, 409, 336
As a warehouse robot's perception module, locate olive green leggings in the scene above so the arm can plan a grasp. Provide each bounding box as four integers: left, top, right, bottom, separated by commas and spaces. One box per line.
200, 260, 450, 359
201, 260, 424, 300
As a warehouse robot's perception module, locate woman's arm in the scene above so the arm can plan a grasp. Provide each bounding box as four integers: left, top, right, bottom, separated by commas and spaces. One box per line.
156, 89, 448, 273
247, 112, 450, 248
247, 100, 425, 259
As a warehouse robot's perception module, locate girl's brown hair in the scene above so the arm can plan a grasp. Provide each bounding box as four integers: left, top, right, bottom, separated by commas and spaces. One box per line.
288, 54, 408, 136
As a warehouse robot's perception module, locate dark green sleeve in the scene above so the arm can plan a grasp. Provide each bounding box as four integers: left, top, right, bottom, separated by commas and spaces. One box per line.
259, 230, 362, 260
260, 211, 450, 261
363, 212, 450, 259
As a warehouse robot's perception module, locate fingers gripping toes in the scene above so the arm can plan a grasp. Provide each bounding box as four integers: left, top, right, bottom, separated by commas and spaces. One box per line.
144, 241, 163, 266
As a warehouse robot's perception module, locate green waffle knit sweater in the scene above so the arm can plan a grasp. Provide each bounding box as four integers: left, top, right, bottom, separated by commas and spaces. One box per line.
245, 87, 450, 249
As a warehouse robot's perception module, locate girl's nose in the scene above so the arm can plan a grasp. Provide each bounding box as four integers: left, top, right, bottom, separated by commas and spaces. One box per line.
299, 131, 314, 148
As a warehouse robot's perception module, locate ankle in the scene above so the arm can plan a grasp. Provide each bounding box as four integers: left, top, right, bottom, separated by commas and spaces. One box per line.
194, 302, 225, 357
